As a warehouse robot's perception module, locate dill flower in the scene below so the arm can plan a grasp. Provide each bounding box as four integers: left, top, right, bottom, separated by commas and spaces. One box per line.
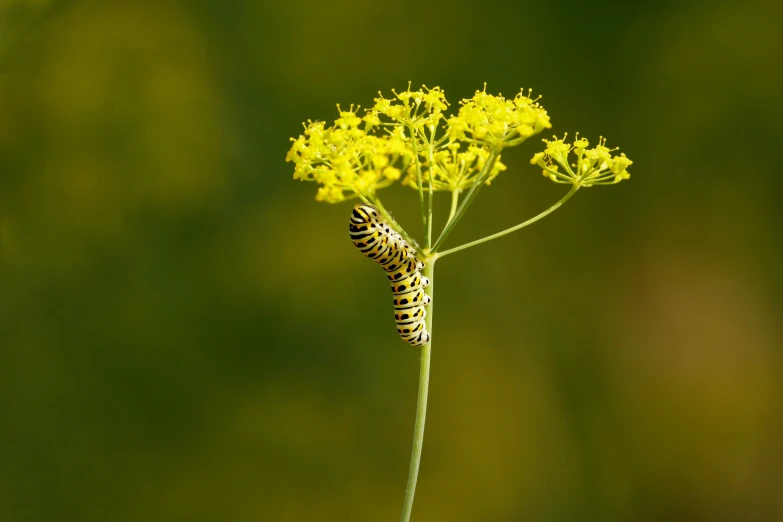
287, 84, 597, 203
531, 134, 632, 187
286, 106, 413, 202
366, 84, 449, 131
446, 85, 551, 148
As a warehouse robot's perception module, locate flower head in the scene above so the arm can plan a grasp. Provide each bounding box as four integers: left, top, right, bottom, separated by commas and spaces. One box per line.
365, 83, 449, 132
286, 106, 413, 202
531, 134, 632, 187
446, 85, 551, 148
287, 84, 558, 201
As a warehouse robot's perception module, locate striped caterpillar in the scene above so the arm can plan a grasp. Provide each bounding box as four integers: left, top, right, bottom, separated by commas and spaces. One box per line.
349, 204, 431, 346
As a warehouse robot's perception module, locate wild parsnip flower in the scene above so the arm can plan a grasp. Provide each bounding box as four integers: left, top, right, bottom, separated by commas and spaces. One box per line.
286, 106, 413, 202
531, 134, 632, 187
446, 85, 551, 148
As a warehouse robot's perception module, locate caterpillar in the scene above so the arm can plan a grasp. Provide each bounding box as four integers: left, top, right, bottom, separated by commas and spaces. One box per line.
349, 204, 431, 346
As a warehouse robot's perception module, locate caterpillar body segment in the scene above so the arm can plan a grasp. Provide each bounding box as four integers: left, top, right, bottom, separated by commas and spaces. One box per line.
349, 204, 432, 346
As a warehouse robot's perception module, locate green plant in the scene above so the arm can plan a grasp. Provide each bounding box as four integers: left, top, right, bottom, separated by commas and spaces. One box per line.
286, 83, 632, 522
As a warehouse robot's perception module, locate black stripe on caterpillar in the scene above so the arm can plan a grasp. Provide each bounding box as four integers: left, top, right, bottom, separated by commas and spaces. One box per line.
349, 204, 431, 346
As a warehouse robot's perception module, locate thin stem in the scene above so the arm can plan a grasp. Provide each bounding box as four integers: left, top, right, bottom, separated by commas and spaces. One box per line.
436, 184, 580, 258
446, 189, 459, 227
359, 194, 421, 254
408, 123, 427, 243
431, 148, 500, 252
426, 128, 435, 248
399, 260, 435, 522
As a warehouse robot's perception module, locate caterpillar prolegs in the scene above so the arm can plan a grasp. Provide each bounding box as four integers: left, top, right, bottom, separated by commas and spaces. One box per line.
349, 204, 432, 346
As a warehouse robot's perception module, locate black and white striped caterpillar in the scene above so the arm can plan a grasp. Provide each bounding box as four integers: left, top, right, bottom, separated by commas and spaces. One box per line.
349, 204, 431, 346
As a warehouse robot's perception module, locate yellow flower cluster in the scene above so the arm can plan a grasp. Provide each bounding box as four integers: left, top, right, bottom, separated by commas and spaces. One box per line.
285, 106, 413, 203
286, 84, 555, 202
446, 86, 551, 147
365, 84, 449, 132
530, 134, 633, 187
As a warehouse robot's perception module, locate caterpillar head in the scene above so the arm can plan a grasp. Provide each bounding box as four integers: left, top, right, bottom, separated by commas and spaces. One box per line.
353, 204, 382, 223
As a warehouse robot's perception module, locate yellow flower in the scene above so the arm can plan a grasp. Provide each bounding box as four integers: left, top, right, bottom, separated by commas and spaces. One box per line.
531, 135, 633, 187
383, 166, 402, 181
446, 85, 551, 148
287, 84, 562, 201
286, 107, 412, 202
369, 84, 449, 133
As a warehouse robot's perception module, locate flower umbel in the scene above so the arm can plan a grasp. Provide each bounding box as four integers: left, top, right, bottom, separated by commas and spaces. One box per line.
531, 134, 633, 187
286, 106, 413, 203
365, 83, 449, 131
286, 84, 554, 202
446, 85, 551, 148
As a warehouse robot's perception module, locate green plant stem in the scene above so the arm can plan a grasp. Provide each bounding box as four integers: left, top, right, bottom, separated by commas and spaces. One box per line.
431, 148, 499, 252
446, 189, 459, 226
426, 131, 435, 248
359, 194, 421, 254
408, 123, 427, 245
399, 260, 435, 522
436, 184, 580, 258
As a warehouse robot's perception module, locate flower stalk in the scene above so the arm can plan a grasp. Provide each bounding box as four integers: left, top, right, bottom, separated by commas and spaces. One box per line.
430, 147, 500, 252
399, 259, 435, 522
447, 189, 459, 226
436, 184, 579, 258
408, 122, 427, 244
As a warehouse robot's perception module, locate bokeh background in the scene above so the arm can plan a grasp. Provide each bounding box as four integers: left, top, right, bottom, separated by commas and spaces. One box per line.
1, 0, 782, 521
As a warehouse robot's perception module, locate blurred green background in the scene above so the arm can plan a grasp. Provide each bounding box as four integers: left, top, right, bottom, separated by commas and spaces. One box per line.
1, 0, 782, 521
